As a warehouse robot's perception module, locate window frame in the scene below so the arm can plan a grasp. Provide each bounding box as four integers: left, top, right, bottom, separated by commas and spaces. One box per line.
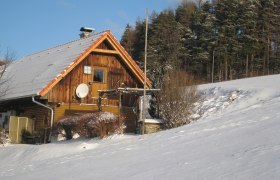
84, 65, 92, 74
93, 67, 106, 83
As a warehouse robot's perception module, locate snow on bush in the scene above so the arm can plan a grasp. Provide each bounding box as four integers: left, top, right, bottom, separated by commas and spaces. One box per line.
0, 127, 11, 147
57, 112, 126, 140
57, 116, 81, 140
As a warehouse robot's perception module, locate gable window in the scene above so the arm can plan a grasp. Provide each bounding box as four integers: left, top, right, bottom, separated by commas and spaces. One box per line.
84, 66, 92, 74
94, 69, 105, 83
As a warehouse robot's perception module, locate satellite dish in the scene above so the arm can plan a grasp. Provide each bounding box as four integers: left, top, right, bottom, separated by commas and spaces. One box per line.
76, 83, 89, 98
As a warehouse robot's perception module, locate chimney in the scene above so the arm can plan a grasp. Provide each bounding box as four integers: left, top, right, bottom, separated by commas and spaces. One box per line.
79, 27, 95, 38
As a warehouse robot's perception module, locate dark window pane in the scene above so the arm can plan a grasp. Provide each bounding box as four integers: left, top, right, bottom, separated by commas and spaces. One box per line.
94, 69, 104, 82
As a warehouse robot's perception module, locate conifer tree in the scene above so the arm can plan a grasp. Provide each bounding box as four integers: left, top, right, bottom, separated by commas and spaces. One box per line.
131, 19, 146, 69
175, 1, 197, 72
190, 1, 216, 81
148, 10, 182, 87
238, 0, 259, 77
120, 0, 280, 83
257, 0, 280, 75
120, 24, 135, 56
215, 0, 241, 80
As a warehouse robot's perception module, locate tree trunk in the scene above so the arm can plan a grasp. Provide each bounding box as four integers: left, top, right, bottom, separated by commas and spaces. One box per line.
246, 54, 249, 77
250, 54, 254, 77
224, 50, 228, 81
267, 32, 270, 75
229, 65, 232, 80
218, 62, 222, 82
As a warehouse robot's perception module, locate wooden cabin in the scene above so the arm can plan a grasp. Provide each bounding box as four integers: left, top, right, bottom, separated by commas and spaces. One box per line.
0, 29, 151, 143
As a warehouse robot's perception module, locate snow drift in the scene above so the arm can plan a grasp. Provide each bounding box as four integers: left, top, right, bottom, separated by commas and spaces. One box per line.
1, 74, 280, 180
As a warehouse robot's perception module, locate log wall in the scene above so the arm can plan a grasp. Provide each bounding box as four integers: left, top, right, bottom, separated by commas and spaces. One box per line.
19, 106, 50, 131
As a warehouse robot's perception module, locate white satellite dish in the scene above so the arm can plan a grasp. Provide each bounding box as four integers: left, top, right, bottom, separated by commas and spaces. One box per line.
76, 83, 89, 98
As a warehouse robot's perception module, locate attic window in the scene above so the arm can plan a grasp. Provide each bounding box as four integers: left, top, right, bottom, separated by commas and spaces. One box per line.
84, 66, 92, 74
94, 69, 105, 83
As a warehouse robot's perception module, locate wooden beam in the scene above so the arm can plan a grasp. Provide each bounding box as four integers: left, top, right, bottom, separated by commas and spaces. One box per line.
39, 33, 107, 96
105, 32, 152, 88
92, 49, 119, 54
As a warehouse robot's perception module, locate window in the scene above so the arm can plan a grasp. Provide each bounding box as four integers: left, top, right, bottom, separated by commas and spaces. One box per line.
84, 66, 92, 74
94, 69, 105, 83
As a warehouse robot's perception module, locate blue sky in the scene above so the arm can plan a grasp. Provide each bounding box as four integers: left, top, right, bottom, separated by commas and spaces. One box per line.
0, 0, 182, 59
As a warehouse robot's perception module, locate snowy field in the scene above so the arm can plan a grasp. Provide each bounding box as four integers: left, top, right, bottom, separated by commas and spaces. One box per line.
1, 74, 280, 180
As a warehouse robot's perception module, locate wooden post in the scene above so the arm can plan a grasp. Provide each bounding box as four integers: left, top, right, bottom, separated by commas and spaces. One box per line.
139, 97, 143, 132
16, 117, 19, 143
119, 91, 122, 117
98, 92, 102, 111
44, 128, 47, 144
142, 8, 148, 135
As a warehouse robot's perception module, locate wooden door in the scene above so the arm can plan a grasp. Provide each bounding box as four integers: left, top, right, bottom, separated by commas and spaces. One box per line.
8, 116, 33, 143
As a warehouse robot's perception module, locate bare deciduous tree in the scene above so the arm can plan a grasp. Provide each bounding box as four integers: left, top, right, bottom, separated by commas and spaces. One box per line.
158, 69, 201, 129
0, 47, 16, 97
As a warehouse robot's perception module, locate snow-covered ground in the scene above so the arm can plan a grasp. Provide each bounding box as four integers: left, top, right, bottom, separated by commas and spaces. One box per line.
1, 74, 280, 180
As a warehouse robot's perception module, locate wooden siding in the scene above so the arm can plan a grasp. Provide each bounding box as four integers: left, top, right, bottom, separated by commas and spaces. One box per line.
121, 107, 138, 133
42, 40, 143, 132
19, 106, 50, 131
96, 40, 114, 50
54, 103, 99, 124
44, 51, 142, 107
54, 103, 137, 133
54, 103, 120, 123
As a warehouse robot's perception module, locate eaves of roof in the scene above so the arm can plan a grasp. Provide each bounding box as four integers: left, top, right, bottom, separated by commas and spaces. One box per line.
0, 30, 151, 102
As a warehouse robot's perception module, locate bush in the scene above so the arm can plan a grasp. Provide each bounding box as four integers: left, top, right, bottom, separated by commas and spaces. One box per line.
57, 116, 81, 140
0, 127, 11, 146
158, 69, 201, 129
21, 129, 32, 143
57, 112, 126, 139
86, 112, 126, 138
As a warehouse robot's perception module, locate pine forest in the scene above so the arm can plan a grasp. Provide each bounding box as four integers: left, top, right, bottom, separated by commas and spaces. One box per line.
120, 0, 280, 87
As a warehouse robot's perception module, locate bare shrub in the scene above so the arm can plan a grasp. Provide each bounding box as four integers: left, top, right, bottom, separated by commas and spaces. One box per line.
21, 129, 32, 143
57, 112, 126, 140
86, 112, 126, 138
0, 127, 11, 146
158, 69, 201, 129
57, 116, 80, 140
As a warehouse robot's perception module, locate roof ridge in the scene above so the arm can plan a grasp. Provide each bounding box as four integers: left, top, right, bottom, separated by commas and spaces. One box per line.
23, 30, 108, 59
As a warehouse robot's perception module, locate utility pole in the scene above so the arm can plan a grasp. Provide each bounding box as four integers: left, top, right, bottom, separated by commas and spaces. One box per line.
142, 8, 148, 135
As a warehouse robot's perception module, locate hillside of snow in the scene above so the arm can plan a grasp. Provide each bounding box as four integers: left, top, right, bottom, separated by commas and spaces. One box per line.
1, 74, 280, 180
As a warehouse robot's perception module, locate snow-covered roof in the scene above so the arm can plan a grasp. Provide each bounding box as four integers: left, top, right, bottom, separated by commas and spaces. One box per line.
0, 31, 105, 101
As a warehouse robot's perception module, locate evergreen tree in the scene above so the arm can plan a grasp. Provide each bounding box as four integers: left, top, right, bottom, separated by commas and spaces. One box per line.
257, 0, 280, 75
131, 19, 146, 69
120, 0, 280, 83
147, 10, 182, 88
238, 0, 259, 77
175, 1, 197, 72
215, 0, 241, 81
271, 0, 280, 74
120, 24, 135, 56
175, 1, 196, 27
